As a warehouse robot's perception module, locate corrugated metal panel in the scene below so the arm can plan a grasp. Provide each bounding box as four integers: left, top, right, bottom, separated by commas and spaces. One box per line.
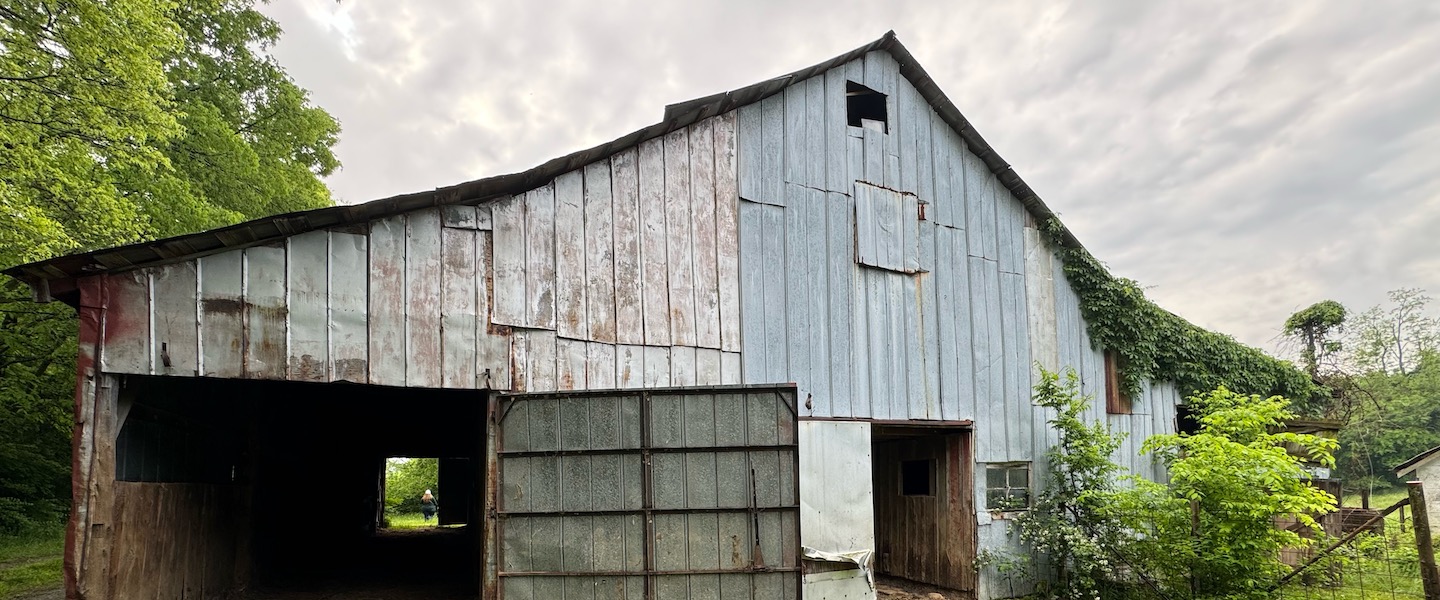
798, 421, 873, 599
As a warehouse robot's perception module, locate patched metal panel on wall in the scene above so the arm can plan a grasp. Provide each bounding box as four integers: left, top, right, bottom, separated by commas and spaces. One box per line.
492, 386, 800, 600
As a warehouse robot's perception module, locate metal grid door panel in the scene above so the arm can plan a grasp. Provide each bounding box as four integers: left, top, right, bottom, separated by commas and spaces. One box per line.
491, 387, 799, 600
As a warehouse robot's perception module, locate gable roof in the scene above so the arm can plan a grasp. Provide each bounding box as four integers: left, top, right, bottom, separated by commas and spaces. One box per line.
1395, 445, 1440, 479
4, 31, 1085, 305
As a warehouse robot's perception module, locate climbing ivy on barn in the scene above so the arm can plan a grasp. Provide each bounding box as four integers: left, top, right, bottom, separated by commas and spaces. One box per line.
1039, 218, 1317, 404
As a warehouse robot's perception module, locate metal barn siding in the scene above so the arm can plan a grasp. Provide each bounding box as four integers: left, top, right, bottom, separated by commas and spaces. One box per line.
490, 387, 800, 600
85, 113, 743, 396
732, 50, 1179, 599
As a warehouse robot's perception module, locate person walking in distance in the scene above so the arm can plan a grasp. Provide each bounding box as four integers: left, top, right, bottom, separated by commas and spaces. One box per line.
421, 489, 438, 524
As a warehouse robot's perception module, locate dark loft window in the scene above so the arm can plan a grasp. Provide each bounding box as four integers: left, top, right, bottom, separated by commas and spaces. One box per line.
847, 81, 888, 132
901, 459, 934, 496
986, 463, 1031, 511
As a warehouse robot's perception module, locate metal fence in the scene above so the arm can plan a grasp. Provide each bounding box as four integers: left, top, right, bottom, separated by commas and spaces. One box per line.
1274, 483, 1439, 600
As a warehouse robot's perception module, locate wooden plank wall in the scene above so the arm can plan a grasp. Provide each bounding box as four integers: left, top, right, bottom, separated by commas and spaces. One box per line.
89, 113, 743, 395
107, 482, 249, 600
871, 433, 975, 592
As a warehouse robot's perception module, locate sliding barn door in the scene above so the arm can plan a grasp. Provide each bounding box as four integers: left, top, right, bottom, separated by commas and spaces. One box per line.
487, 386, 800, 600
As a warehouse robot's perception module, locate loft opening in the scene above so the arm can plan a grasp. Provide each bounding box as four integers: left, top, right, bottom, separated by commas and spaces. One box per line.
846, 81, 888, 132
110, 376, 485, 598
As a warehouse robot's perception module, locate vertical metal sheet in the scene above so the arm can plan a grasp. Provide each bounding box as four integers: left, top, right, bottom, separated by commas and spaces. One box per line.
825, 192, 854, 417
329, 231, 369, 383
526, 185, 558, 330
784, 185, 810, 399
713, 111, 743, 355
611, 149, 644, 346
691, 118, 722, 350
369, 215, 407, 386
492, 194, 528, 327
738, 200, 766, 383
799, 421, 874, 599
242, 244, 286, 379
151, 262, 198, 377
555, 170, 588, 340
100, 271, 150, 374
584, 162, 618, 344
760, 92, 785, 205
198, 251, 244, 378
442, 227, 478, 389
286, 231, 328, 381
405, 208, 444, 388
783, 80, 807, 187
665, 128, 697, 346
638, 137, 671, 346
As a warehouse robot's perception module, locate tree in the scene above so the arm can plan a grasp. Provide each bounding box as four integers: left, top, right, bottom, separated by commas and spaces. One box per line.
0, 0, 340, 534
1348, 289, 1438, 375
384, 458, 440, 515
1284, 300, 1347, 379
1336, 351, 1440, 488
1115, 388, 1337, 598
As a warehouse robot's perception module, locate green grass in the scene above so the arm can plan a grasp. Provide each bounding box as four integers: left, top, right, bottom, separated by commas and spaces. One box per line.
1278, 488, 1427, 600
0, 526, 65, 598
383, 512, 452, 530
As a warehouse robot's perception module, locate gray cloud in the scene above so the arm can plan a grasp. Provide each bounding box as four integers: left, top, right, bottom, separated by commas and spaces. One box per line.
259, 0, 1440, 354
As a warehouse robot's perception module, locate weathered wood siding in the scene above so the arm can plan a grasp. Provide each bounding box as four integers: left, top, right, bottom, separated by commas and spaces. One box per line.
106, 482, 250, 600
90, 113, 743, 395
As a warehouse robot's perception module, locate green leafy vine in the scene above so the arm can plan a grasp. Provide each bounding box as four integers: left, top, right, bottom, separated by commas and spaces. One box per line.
1040, 218, 1317, 403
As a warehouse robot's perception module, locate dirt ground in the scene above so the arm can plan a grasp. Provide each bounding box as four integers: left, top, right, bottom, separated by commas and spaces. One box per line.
876, 574, 970, 600
245, 527, 476, 600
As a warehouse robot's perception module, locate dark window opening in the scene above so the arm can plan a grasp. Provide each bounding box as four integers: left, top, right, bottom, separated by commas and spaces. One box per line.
847, 81, 888, 132
1105, 350, 1133, 414
1177, 403, 1201, 435
985, 463, 1030, 511
901, 459, 934, 496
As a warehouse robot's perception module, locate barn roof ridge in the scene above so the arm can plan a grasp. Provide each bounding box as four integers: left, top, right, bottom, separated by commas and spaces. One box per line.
5, 30, 1086, 304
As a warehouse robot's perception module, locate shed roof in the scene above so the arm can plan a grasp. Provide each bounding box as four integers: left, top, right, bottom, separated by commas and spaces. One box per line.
1395, 445, 1440, 479
5, 31, 1085, 305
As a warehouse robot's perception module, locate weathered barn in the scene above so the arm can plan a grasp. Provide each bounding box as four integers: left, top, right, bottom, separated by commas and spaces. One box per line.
7, 32, 1197, 600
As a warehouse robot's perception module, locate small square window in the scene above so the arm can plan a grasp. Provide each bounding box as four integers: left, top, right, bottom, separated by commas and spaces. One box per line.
985, 463, 1031, 511
901, 459, 933, 496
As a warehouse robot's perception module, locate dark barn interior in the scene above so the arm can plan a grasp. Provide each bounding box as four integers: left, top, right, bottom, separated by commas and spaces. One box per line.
112, 376, 486, 599
871, 426, 976, 594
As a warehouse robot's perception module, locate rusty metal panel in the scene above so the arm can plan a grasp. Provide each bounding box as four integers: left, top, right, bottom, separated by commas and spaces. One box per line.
242, 244, 286, 379
442, 227, 478, 388
198, 251, 244, 378
286, 230, 329, 381
369, 215, 407, 386
406, 208, 444, 388
329, 231, 369, 383
492, 386, 800, 600
151, 263, 198, 377
100, 271, 150, 374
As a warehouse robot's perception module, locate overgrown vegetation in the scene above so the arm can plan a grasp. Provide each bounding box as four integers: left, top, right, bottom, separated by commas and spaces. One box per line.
384, 458, 439, 517
991, 369, 1338, 599
0, 0, 340, 536
1040, 218, 1318, 407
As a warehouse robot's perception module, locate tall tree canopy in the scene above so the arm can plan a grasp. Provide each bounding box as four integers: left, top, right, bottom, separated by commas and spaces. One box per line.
0, 0, 340, 533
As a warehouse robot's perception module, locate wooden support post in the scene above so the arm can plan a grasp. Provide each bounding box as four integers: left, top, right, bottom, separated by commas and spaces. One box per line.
1408, 481, 1440, 600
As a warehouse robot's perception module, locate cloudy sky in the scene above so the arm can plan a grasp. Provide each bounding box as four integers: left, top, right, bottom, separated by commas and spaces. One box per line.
258, 0, 1440, 355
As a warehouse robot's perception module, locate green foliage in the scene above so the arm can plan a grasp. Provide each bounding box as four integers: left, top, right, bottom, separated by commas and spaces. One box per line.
1284, 300, 1348, 377
0, 1, 340, 535
1006, 367, 1129, 599
384, 458, 439, 515
1115, 387, 1338, 599
1337, 351, 1440, 486
1347, 289, 1438, 375
1040, 219, 1317, 409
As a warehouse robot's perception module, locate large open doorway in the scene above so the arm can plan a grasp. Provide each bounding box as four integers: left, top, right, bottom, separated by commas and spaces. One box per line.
112, 376, 486, 599
871, 425, 976, 594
